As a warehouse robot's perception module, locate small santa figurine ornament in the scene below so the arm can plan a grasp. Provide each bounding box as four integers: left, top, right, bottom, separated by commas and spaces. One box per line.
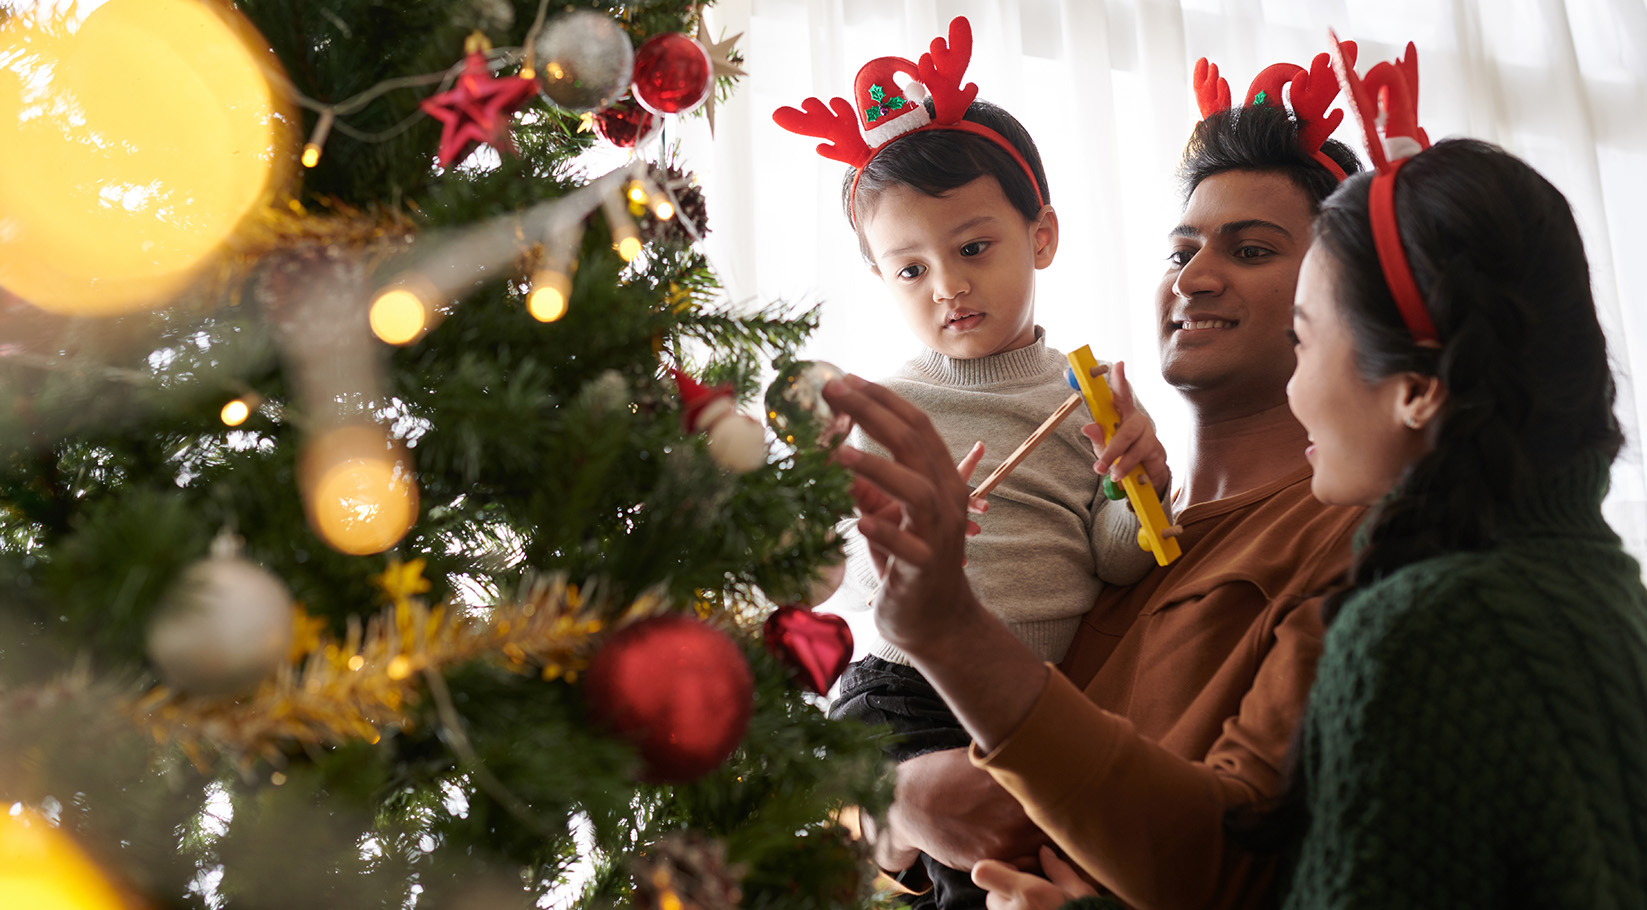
671, 367, 767, 473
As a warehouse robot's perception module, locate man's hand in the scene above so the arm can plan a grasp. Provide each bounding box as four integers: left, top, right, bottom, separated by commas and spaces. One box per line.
886, 748, 1049, 871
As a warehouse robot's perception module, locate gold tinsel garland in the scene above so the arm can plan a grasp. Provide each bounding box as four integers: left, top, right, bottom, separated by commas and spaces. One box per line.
131, 570, 654, 770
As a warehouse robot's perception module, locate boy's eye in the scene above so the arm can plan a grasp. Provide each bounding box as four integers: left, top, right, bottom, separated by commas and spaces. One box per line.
960, 240, 988, 257
897, 264, 926, 280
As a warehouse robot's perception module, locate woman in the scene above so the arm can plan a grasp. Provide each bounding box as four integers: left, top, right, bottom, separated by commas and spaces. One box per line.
954, 138, 1647, 908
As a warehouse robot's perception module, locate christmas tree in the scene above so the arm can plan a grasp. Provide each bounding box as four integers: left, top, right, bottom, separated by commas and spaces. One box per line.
0, 1, 888, 907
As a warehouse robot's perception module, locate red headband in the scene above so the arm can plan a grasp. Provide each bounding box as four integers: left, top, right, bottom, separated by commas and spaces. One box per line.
1193, 45, 1356, 182
1328, 32, 1439, 345
772, 17, 1044, 225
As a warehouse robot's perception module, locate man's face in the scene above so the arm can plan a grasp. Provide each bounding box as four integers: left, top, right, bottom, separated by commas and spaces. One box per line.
1155, 170, 1316, 412
860, 176, 1054, 361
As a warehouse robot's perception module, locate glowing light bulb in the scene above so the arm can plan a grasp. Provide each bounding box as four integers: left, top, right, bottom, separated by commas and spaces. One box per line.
301, 143, 321, 168
617, 236, 643, 262
0, 809, 127, 910
627, 181, 648, 204
527, 270, 571, 322
220, 398, 252, 426
303, 426, 419, 555
369, 288, 427, 345
653, 200, 676, 220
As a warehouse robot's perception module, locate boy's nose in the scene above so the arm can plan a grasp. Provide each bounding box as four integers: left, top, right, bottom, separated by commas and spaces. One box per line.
931, 266, 969, 303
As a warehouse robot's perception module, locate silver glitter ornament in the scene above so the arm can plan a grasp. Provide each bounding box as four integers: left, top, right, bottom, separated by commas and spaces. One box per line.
765, 360, 852, 448
532, 10, 635, 112
146, 531, 294, 697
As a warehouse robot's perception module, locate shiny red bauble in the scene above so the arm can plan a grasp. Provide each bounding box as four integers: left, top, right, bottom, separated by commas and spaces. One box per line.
593, 95, 662, 148
630, 32, 713, 115
582, 613, 754, 783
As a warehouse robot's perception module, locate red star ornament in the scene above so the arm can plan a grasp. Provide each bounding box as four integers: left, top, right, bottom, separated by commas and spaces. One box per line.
420, 50, 540, 167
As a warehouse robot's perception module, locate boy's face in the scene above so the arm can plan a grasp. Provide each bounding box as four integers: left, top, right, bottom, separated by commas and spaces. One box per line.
1155, 169, 1316, 412
859, 176, 1055, 361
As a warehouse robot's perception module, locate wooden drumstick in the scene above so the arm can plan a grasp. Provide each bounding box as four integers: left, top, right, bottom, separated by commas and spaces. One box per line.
968, 392, 1083, 501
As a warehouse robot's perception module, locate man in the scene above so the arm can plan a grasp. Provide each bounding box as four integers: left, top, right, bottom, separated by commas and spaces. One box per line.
831, 88, 1366, 910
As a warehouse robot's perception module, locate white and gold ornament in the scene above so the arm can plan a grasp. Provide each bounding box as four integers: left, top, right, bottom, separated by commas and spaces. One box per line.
146, 530, 294, 697
531, 9, 635, 112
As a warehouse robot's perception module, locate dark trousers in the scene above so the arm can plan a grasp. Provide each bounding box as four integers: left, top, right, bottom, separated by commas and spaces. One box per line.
829, 656, 988, 910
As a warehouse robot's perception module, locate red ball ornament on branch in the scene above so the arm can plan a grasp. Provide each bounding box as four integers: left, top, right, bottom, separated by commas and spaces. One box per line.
594, 95, 662, 149
583, 614, 754, 783
631, 32, 714, 115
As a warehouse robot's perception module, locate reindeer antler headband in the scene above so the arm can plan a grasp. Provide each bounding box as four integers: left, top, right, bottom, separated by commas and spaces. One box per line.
1328, 32, 1438, 344
772, 17, 1043, 225
1192, 44, 1357, 182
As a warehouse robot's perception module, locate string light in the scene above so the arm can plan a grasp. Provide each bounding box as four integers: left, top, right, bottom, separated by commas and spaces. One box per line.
369, 286, 429, 345
220, 397, 254, 426
302, 110, 335, 168
527, 223, 581, 322
626, 180, 649, 205
602, 192, 643, 262
653, 199, 676, 220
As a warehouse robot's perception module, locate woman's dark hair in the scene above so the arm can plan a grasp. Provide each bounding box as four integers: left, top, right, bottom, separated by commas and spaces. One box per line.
843, 99, 1049, 255
1229, 137, 1624, 853
1179, 103, 1362, 209
1316, 138, 1621, 606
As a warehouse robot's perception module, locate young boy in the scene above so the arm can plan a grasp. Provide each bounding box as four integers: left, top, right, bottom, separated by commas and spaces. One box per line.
776, 17, 1170, 907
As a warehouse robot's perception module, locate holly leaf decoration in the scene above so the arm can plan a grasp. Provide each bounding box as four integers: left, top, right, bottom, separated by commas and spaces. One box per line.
1253, 89, 1268, 106
885, 95, 905, 110
869, 84, 885, 102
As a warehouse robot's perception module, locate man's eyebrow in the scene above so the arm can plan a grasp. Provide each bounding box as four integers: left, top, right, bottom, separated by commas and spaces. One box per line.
1167, 218, 1294, 241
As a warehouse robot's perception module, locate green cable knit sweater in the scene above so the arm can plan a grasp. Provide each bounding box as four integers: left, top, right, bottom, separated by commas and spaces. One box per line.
1282, 453, 1647, 908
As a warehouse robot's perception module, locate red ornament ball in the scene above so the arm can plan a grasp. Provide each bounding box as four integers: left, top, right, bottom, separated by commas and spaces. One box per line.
594, 95, 662, 149
631, 32, 713, 115
583, 614, 754, 782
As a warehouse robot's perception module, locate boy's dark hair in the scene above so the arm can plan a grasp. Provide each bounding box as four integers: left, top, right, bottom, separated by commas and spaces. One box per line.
1178, 102, 1361, 209
843, 99, 1049, 257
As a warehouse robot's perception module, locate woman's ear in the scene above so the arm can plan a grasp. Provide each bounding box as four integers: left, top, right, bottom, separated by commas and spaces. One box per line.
1395, 373, 1447, 432
1033, 205, 1059, 269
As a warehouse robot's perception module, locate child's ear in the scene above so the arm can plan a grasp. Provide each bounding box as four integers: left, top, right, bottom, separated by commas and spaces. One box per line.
1033, 205, 1059, 269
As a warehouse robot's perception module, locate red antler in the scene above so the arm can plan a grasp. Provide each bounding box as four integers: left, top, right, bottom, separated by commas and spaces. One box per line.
1291, 46, 1353, 152
918, 16, 979, 125
1194, 57, 1231, 117
1244, 62, 1302, 109
1331, 34, 1426, 171
773, 95, 872, 168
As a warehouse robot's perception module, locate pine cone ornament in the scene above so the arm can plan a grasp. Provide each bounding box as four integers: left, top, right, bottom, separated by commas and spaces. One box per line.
639, 164, 709, 248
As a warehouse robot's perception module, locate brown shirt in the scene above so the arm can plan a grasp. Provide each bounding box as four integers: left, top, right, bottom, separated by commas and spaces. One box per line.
973, 467, 1362, 910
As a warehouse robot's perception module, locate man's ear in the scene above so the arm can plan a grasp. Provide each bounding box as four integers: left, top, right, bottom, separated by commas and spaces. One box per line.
1033, 205, 1059, 269
1394, 373, 1447, 432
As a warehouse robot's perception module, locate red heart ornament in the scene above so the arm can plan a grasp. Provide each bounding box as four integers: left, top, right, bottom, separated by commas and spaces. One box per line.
763, 605, 853, 695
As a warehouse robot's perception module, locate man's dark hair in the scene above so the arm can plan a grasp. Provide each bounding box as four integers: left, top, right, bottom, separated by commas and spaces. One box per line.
1178, 103, 1361, 209
843, 99, 1049, 257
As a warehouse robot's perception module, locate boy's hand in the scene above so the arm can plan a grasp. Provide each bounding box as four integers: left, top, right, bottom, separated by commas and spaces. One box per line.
1080, 361, 1171, 494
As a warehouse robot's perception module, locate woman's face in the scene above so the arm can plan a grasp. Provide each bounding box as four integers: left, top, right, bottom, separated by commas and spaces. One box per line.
1287, 245, 1432, 506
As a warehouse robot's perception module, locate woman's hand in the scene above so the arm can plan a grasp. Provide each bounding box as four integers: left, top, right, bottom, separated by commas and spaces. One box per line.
1082, 361, 1171, 494
972, 846, 1099, 910
823, 375, 982, 655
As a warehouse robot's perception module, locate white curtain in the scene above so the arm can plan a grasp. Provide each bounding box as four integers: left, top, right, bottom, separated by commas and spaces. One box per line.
674, 0, 1647, 566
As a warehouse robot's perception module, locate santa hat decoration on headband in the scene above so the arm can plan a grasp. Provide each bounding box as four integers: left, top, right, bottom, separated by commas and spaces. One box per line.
773, 17, 1039, 222
1193, 45, 1357, 181
1328, 32, 1439, 344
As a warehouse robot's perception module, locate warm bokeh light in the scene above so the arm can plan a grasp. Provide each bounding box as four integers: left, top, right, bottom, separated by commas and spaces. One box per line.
301, 144, 322, 168
616, 236, 643, 262
303, 426, 419, 556
369, 288, 428, 345
653, 200, 676, 220
220, 398, 252, 426
0, 0, 292, 315
0, 808, 128, 910
527, 271, 571, 322
627, 181, 648, 204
